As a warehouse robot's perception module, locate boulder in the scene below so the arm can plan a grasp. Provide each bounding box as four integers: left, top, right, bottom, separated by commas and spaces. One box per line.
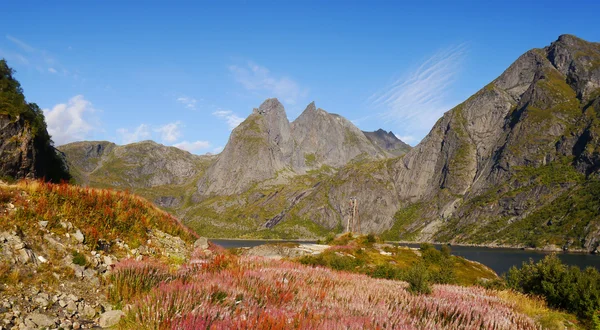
98, 310, 124, 328
193, 237, 209, 250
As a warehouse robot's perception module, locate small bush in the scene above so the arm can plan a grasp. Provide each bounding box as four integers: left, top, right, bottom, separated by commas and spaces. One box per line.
370, 264, 404, 280
71, 251, 87, 267
366, 233, 377, 244
406, 262, 431, 295
440, 245, 452, 257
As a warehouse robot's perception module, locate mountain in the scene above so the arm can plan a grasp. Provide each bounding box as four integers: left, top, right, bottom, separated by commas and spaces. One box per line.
59, 140, 215, 210
363, 129, 411, 156
198, 99, 390, 196
60, 35, 600, 251
380, 34, 600, 251
0, 60, 69, 182
290, 102, 386, 169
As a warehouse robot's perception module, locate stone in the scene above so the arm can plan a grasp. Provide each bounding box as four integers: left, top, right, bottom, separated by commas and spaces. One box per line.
36, 255, 47, 263
33, 297, 49, 308
73, 229, 84, 244
82, 304, 96, 318
38, 221, 48, 228
193, 237, 209, 250
98, 310, 124, 328
103, 255, 114, 267
66, 301, 77, 312
25, 313, 55, 327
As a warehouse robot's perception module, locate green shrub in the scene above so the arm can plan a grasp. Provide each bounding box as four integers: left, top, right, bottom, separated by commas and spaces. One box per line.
366, 233, 377, 244
506, 254, 600, 321
406, 262, 431, 295
370, 264, 404, 280
71, 251, 87, 267
440, 245, 452, 257
431, 258, 456, 284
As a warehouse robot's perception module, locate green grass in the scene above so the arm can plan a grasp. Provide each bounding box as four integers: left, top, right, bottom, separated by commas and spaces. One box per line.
380, 203, 426, 241
297, 234, 497, 286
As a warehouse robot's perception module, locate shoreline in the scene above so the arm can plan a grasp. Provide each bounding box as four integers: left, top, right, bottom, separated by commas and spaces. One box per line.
206, 237, 597, 255
388, 240, 596, 255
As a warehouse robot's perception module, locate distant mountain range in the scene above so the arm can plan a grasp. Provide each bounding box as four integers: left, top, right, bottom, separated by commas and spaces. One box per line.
3, 34, 600, 251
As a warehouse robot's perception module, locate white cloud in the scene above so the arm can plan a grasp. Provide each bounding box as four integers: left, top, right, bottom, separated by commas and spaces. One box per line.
229, 61, 307, 105
395, 134, 417, 145
368, 43, 468, 144
48, 67, 57, 74
212, 146, 224, 154
117, 124, 151, 144
212, 110, 244, 130
43, 95, 98, 146
173, 140, 211, 154
154, 121, 182, 143
176, 96, 197, 110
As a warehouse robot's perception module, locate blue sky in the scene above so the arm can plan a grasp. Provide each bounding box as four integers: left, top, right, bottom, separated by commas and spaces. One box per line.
0, 1, 598, 153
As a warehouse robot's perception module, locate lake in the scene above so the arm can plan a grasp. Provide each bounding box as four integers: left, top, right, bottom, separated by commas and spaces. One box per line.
210, 239, 600, 275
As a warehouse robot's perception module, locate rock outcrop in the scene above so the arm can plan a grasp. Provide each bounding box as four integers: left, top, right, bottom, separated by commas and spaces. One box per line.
363, 129, 411, 156
291, 102, 385, 169
198, 99, 395, 196
198, 99, 295, 195
0, 59, 69, 183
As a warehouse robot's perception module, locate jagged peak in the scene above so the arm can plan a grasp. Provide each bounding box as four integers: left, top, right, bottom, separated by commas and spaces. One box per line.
304, 101, 316, 113
252, 98, 286, 116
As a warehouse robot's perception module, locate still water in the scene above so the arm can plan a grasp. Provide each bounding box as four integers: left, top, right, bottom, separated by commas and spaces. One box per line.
210, 239, 600, 276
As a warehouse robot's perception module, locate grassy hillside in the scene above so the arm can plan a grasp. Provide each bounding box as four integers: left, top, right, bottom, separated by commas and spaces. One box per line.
0, 180, 197, 248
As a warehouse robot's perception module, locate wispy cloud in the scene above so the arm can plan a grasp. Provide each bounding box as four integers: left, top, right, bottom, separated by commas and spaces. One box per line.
176, 96, 198, 110
229, 61, 307, 105
117, 124, 151, 144
154, 121, 182, 143
368, 43, 468, 144
4, 35, 70, 76
43, 95, 100, 146
213, 109, 244, 130
173, 140, 211, 153
6, 35, 35, 53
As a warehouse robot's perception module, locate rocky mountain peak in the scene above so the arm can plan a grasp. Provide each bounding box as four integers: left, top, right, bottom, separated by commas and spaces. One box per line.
363, 129, 411, 157
253, 98, 286, 116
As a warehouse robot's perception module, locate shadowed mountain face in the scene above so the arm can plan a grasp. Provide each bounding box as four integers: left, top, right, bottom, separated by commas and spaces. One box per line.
363, 129, 411, 156
61, 35, 600, 251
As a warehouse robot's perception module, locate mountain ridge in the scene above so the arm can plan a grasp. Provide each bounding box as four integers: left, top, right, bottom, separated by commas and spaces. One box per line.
57, 34, 600, 251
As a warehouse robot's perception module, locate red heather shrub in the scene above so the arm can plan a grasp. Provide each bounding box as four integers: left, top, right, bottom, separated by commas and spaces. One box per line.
109, 259, 172, 304
120, 253, 538, 330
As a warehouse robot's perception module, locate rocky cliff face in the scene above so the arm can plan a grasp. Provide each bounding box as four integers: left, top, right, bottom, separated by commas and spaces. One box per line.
0, 59, 69, 183
291, 102, 385, 169
198, 99, 393, 196
0, 114, 39, 180
363, 129, 411, 156
379, 34, 600, 250
198, 99, 295, 196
